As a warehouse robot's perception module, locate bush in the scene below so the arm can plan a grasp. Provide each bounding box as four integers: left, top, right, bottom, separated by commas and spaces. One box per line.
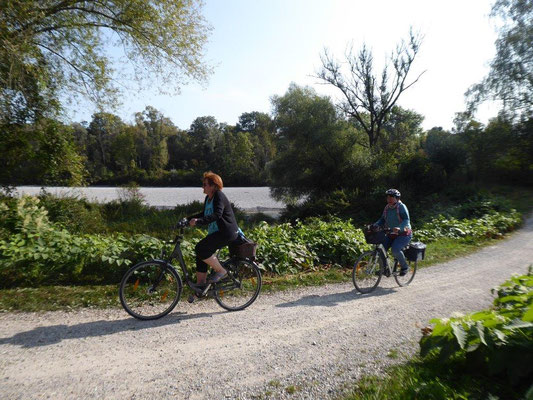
419, 269, 533, 396
0, 196, 524, 287
37, 190, 106, 234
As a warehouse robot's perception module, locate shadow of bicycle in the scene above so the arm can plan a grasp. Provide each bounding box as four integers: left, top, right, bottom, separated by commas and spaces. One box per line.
275, 286, 397, 308
0, 309, 225, 349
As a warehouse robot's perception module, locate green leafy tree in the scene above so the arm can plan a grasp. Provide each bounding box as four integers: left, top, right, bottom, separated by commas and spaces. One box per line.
317, 29, 424, 149
0, 118, 86, 185
236, 111, 276, 182
134, 106, 175, 173
423, 127, 465, 180
215, 129, 257, 185
378, 106, 424, 157
188, 116, 223, 169
0, 0, 212, 123
466, 0, 533, 118
270, 84, 357, 199
85, 112, 125, 179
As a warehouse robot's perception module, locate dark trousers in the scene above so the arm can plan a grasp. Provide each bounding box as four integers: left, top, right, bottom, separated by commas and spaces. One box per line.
195, 231, 235, 273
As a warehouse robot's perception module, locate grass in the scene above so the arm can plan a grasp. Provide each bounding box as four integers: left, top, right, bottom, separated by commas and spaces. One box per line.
343, 354, 530, 400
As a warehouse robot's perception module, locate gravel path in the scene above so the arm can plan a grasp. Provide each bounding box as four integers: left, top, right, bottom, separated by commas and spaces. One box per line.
1, 214, 532, 400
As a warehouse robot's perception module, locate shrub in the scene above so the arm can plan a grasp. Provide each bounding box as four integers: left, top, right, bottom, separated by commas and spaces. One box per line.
420, 269, 533, 395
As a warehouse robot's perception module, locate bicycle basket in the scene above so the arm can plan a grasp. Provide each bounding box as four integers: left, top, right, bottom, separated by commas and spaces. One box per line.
364, 229, 386, 245
229, 240, 257, 260
404, 241, 426, 261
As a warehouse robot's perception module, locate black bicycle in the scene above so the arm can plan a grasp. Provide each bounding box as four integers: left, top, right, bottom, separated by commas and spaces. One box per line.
352, 225, 423, 294
119, 219, 262, 320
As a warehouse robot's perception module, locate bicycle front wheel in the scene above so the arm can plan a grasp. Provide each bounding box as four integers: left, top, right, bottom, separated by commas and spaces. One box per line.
214, 259, 262, 311
119, 261, 183, 320
352, 250, 383, 294
393, 259, 417, 287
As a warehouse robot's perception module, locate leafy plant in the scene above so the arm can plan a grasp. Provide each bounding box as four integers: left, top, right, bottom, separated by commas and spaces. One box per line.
420, 269, 533, 392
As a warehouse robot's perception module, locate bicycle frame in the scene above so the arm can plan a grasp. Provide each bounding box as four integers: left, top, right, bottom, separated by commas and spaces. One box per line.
372, 243, 399, 275
156, 227, 242, 295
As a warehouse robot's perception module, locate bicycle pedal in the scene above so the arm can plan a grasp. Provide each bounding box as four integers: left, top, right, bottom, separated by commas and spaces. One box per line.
187, 294, 196, 303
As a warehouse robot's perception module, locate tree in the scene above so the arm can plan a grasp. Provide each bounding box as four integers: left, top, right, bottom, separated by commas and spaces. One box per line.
236, 111, 276, 181
269, 84, 356, 199
0, 0, 212, 123
466, 0, 533, 118
0, 119, 86, 185
134, 106, 175, 173
378, 106, 424, 158
86, 112, 125, 178
317, 30, 424, 149
188, 116, 223, 168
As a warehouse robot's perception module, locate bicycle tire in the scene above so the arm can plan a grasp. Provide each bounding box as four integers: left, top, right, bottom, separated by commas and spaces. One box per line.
214, 259, 262, 311
352, 250, 384, 294
393, 259, 417, 287
119, 260, 183, 320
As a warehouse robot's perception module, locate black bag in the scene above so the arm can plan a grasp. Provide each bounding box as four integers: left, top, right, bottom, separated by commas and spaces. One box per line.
364, 229, 386, 244
229, 234, 257, 260
404, 241, 426, 261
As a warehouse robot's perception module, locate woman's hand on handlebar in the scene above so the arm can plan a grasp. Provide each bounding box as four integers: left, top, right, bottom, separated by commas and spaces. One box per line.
189, 218, 197, 227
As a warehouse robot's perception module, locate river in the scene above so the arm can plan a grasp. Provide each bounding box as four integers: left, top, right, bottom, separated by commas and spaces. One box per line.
14, 186, 285, 215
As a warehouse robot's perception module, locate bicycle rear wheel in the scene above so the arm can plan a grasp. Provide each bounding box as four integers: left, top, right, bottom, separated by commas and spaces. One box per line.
393, 259, 417, 287
352, 250, 383, 294
214, 259, 262, 311
119, 261, 183, 320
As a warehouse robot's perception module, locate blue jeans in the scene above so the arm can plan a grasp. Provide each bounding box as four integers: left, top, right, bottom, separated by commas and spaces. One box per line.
382, 234, 412, 271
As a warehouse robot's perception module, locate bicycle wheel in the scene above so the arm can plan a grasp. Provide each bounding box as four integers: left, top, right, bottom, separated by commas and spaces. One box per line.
352, 250, 383, 294
214, 259, 262, 311
119, 261, 183, 320
393, 259, 417, 287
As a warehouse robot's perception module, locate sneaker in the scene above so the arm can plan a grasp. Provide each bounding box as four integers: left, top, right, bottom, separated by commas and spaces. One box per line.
399, 269, 408, 276
208, 271, 227, 283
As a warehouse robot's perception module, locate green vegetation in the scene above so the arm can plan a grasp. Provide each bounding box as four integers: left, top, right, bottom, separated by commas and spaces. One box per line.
344, 270, 533, 400
0, 186, 530, 311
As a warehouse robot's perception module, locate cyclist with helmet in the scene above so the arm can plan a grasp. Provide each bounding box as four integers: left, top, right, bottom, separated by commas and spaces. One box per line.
373, 189, 412, 276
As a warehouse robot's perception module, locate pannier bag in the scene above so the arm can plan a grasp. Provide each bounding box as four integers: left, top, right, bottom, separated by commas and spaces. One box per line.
404, 241, 426, 261
229, 235, 257, 260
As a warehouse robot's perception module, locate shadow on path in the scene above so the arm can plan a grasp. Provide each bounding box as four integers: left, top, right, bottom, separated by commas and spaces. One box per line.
276, 286, 397, 308
0, 310, 225, 349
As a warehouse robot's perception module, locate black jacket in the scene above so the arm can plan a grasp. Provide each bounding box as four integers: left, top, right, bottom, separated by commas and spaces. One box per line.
190, 190, 239, 239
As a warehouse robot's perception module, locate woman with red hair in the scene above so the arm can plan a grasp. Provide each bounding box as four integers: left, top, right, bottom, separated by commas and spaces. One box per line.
188, 171, 240, 286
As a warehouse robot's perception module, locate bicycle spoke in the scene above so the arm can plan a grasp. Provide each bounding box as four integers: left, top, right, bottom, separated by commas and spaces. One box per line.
214, 260, 262, 311
353, 251, 383, 294
119, 262, 182, 320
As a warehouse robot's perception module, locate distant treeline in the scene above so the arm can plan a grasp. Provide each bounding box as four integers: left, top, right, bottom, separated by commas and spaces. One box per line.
1, 84, 532, 210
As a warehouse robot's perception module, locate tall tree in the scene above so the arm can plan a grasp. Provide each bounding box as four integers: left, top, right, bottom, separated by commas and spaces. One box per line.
0, 0, 212, 123
466, 0, 533, 118
269, 84, 356, 199
134, 106, 175, 173
188, 116, 223, 168
86, 112, 124, 178
317, 30, 424, 149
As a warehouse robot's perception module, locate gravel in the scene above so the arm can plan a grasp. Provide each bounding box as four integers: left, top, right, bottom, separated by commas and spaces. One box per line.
1, 213, 532, 400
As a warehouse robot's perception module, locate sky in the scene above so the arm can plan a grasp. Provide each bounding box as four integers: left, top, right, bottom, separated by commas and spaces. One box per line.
68, 0, 500, 131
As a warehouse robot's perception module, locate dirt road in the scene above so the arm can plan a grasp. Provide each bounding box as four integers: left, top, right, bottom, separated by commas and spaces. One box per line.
1, 215, 532, 399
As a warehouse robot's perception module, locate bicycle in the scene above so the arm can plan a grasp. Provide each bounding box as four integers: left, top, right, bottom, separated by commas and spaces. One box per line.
352, 226, 419, 294
119, 219, 262, 320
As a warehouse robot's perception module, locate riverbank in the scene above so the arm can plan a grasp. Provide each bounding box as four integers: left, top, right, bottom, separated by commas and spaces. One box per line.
13, 186, 286, 214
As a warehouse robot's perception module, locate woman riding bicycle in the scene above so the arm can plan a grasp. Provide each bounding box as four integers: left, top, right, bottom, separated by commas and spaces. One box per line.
373, 188, 412, 276
188, 171, 240, 286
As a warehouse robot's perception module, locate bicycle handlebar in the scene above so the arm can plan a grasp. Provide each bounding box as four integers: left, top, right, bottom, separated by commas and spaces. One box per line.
176, 218, 189, 229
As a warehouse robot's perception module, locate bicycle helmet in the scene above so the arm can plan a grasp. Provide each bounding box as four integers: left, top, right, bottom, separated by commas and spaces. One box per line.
385, 188, 401, 198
